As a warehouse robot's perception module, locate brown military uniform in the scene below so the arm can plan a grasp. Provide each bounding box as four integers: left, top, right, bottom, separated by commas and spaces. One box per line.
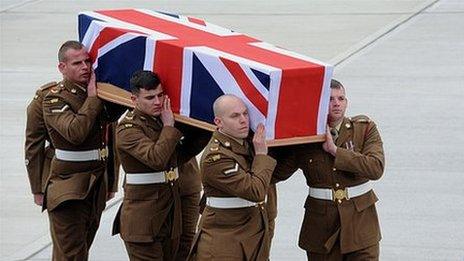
273, 115, 384, 260
25, 82, 120, 196
42, 79, 118, 260
25, 82, 56, 194
113, 109, 209, 261
189, 131, 276, 261
176, 157, 202, 261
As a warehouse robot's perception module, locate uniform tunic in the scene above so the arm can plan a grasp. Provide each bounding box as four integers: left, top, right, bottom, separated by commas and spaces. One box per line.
25, 82, 120, 195
113, 109, 209, 260
191, 131, 276, 261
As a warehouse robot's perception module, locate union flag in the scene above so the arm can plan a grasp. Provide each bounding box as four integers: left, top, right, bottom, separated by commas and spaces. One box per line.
78, 9, 333, 145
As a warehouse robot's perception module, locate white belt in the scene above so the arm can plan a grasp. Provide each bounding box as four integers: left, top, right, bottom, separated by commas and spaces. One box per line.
55, 147, 108, 161
206, 197, 263, 209
309, 181, 373, 201
125, 169, 179, 184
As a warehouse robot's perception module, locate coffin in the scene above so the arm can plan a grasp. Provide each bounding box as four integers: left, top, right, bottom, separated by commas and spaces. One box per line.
78, 9, 333, 146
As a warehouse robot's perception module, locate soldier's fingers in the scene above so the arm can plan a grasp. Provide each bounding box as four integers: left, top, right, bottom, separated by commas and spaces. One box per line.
166, 97, 171, 111
163, 96, 169, 110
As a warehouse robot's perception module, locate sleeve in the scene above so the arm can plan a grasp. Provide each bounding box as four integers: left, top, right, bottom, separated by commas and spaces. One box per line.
334, 122, 385, 180
43, 95, 103, 145
24, 91, 47, 194
202, 153, 276, 202
117, 125, 183, 171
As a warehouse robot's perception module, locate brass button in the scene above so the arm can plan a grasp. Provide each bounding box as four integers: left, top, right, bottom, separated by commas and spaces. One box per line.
337, 199, 342, 204
335, 183, 340, 188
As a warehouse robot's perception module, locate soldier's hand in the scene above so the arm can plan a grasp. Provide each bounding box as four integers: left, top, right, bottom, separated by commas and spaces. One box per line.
253, 123, 267, 155
322, 125, 337, 156
33, 193, 44, 206
87, 70, 97, 97
161, 96, 175, 127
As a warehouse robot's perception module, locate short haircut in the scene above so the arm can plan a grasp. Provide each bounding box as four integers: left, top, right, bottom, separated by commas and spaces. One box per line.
130, 70, 161, 94
58, 41, 85, 62
213, 94, 242, 117
330, 79, 344, 90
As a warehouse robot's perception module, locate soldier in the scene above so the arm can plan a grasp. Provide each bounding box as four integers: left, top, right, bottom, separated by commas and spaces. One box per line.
41, 40, 119, 260
112, 70, 209, 260
176, 157, 202, 261
189, 94, 277, 261
273, 79, 385, 260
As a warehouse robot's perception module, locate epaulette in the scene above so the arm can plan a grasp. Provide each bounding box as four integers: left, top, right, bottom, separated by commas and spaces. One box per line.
39, 81, 57, 91
351, 115, 371, 123
50, 86, 62, 94
209, 138, 220, 152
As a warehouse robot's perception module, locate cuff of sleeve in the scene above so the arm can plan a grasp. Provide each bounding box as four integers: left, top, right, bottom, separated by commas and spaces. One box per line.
86, 96, 103, 112
162, 125, 183, 140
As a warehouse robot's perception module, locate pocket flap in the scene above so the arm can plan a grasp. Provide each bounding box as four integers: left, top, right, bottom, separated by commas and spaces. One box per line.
304, 196, 327, 214
353, 191, 378, 212
124, 185, 160, 200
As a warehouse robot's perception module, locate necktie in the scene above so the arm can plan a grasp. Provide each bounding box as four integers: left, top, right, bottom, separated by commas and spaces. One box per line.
330, 128, 339, 142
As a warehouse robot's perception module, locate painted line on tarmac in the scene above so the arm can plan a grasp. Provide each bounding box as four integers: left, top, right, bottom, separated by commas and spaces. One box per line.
329, 0, 440, 66
0, 0, 44, 13
5, 196, 123, 261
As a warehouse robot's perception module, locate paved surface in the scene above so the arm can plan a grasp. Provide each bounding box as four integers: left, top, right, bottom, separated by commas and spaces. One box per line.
1, 0, 463, 260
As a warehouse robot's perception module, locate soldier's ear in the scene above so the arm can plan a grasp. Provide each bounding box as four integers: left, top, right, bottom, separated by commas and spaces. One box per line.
58, 62, 66, 74
214, 117, 222, 128
130, 94, 137, 106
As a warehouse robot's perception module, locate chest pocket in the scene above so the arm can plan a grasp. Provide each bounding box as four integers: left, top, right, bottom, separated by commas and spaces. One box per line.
351, 125, 367, 153
302, 153, 329, 183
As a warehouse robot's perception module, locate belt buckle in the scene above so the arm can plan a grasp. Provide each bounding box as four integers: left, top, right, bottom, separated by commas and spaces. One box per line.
164, 169, 177, 182
332, 188, 349, 202
99, 148, 108, 161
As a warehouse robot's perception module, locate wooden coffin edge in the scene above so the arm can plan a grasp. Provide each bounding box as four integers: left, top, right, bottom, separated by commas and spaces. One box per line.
96, 82, 325, 147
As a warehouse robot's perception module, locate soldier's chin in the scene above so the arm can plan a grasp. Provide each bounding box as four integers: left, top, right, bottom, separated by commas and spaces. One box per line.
237, 130, 249, 138
77, 76, 90, 85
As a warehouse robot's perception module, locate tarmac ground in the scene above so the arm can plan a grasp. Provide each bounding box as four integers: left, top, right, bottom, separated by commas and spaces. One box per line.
1, 0, 463, 260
